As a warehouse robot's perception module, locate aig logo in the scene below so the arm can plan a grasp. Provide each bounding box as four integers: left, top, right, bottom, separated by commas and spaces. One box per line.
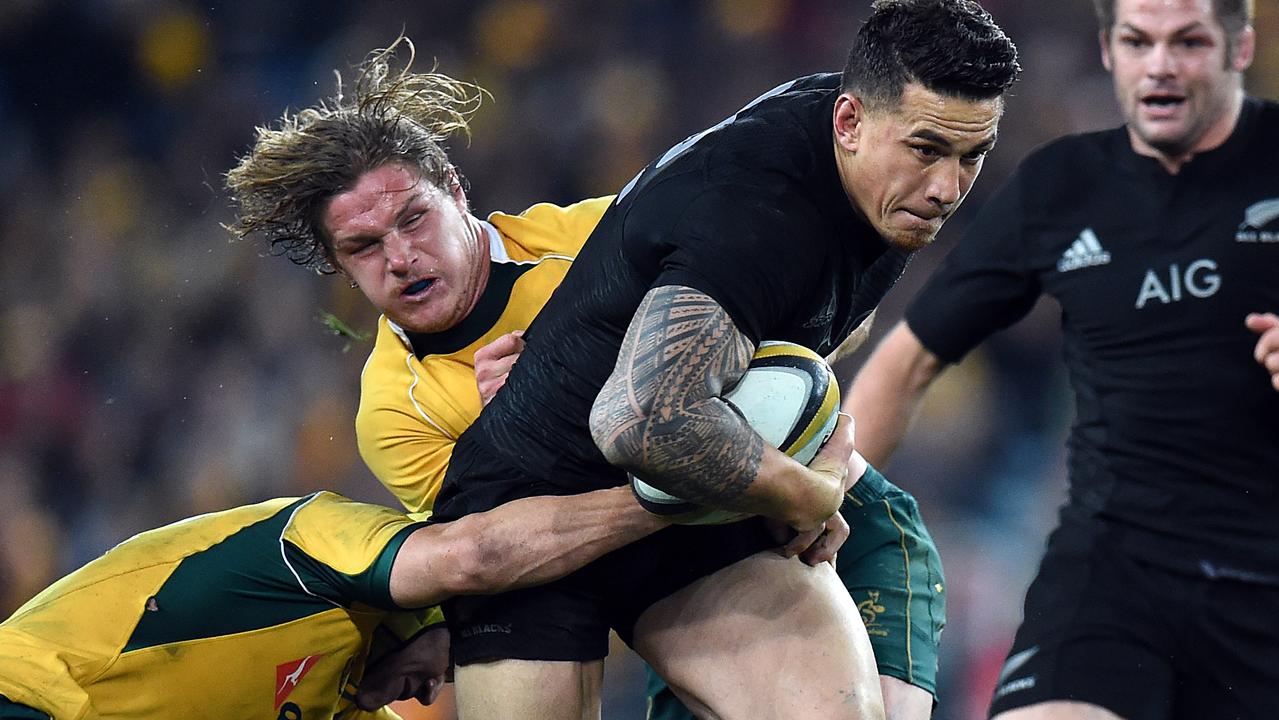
1135, 259, 1220, 309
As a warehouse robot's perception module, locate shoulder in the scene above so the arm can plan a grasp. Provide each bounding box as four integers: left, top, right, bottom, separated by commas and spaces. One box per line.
283, 492, 420, 575
1018, 128, 1120, 176
1244, 97, 1279, 153
362, 316, 413, 372
487, 196, 613, 260
994, 128, 1127, 213
358, 318, 418, 415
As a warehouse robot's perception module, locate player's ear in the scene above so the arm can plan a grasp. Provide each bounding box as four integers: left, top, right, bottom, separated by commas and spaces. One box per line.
833, 93, 865, 154
444, 165, 468, 210
1099, 30, 1114, 72
1229, 26, 1255, 72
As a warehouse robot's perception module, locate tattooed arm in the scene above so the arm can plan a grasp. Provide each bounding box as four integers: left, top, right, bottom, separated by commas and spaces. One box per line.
588, 285, 850, 531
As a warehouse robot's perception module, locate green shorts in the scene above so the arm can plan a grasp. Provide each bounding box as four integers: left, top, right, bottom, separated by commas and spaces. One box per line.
645, 465, 946, 719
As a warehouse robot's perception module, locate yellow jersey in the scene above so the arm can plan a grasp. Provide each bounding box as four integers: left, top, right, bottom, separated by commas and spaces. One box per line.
0, 492, 438, 720
356, 197, 611, 513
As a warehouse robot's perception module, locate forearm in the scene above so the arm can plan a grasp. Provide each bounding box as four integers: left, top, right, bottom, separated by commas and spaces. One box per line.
389, 487, 665, 607
847, 322, 944, 467
589, 285, 841, 525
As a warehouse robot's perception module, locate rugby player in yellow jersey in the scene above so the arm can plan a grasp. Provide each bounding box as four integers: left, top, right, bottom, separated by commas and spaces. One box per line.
0, 488, 664, 719
227, 36, 948, 719
352, 193, 609, 513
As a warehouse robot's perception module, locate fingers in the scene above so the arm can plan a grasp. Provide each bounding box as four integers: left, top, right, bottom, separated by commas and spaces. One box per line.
475, 331, 526, 404
844, 450, 868, 493
782, 526, 822, 558
837, 410, 856, 444
814, 411, 856, 467
478, 354, 520, 381
1246, 313, 1279, 391
474, 330, 525, 362
800, 513, 850, 567
764, 517, 795, 546
1245, 312, 1279, 335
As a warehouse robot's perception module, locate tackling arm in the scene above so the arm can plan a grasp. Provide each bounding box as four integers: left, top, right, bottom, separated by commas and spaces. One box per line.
846, 321, 947, 468
588, 284, 849, 531
388, 487, 666, 608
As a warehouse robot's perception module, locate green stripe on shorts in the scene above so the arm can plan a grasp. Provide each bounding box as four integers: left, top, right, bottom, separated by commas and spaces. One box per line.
838, 464, 945, 696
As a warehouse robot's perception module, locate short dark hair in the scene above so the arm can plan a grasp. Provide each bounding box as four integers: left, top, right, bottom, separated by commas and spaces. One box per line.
841, 0, 1020, 108
1091, 0, 1254, 38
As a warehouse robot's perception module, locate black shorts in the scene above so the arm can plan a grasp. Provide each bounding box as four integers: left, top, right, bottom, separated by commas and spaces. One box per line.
436, 441, 775, 665
988, 521, 1279, 720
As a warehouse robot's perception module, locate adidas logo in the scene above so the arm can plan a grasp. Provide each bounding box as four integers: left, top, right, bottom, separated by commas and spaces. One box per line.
1057, 228, 1111, 272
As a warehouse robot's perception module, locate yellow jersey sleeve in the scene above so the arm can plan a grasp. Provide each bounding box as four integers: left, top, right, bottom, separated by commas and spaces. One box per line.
282, 492, 426, 611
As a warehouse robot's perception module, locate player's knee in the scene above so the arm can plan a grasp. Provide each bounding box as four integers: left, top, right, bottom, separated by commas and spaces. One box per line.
880, 676, 933, 720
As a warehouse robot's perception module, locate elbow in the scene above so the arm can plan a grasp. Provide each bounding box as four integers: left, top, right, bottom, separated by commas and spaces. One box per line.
588, 393, 647, 469
905, 350, 945, 395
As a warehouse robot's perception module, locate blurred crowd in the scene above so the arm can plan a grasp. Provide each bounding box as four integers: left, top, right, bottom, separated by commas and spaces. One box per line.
1, 1, 1275, 718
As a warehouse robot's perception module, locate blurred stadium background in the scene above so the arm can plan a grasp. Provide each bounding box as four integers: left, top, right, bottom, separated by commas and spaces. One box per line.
1, 1, 1274, 718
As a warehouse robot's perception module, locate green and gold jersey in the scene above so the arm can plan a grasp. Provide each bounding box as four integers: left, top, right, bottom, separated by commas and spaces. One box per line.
0, 492, 436, 720
356, 197, 611, 513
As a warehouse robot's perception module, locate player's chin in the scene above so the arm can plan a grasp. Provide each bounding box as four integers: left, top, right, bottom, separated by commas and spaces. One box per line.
884, 226, 937, 252
389, 305, 453, 335
355, 676, 417, 711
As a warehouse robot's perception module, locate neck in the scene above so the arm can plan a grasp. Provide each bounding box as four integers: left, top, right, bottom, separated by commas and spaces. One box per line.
463, 213, 492, 316
833, 133, 869, 223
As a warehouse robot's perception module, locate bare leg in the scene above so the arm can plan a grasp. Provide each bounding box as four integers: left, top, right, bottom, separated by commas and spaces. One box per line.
880, 675, 934, 720
453, 659, 604, 720
634, 551, 884, 720
992, 702, 1127, 720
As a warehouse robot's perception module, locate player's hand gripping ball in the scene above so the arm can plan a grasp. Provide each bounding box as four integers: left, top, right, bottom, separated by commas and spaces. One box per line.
630, 341, 840, 524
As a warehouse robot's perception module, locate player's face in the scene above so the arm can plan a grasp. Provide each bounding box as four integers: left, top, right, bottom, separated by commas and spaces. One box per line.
1102, 0, 1253, 161
834, 83, 1002, 252
323, 163, 490, 334
355, 625, 449, 710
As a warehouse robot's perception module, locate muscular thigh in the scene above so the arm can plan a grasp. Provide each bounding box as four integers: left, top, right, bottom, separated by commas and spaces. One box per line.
643, 468, 942, 720
633, 551, 884, 720
453, 659, 603, 720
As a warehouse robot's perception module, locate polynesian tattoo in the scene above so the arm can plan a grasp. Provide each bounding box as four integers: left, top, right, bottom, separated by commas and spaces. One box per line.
589, 284, 764, 505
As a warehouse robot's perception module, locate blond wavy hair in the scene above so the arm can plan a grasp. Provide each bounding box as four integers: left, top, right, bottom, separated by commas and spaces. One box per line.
225, 37, 486, 273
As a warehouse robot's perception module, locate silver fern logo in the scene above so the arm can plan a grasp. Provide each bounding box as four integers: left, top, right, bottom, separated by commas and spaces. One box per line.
1237, 198, 1279, 242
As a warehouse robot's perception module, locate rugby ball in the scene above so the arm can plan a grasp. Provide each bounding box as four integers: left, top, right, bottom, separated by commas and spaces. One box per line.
631, 340, 840, 524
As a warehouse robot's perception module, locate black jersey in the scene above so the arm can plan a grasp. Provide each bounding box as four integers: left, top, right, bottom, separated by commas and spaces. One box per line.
906, 97, 1279, 580
439, 73, 908, 505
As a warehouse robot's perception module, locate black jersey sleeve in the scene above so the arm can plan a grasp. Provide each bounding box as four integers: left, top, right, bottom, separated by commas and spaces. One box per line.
905, 165, 1042, 363
649, 186, 824, 345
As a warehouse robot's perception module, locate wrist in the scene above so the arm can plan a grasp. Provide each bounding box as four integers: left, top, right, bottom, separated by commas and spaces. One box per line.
782, 464, 842, 530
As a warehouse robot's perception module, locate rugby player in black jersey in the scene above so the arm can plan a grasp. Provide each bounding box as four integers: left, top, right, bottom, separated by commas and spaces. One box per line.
426, 1, 1019, 717
850, 0, 1278, 718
